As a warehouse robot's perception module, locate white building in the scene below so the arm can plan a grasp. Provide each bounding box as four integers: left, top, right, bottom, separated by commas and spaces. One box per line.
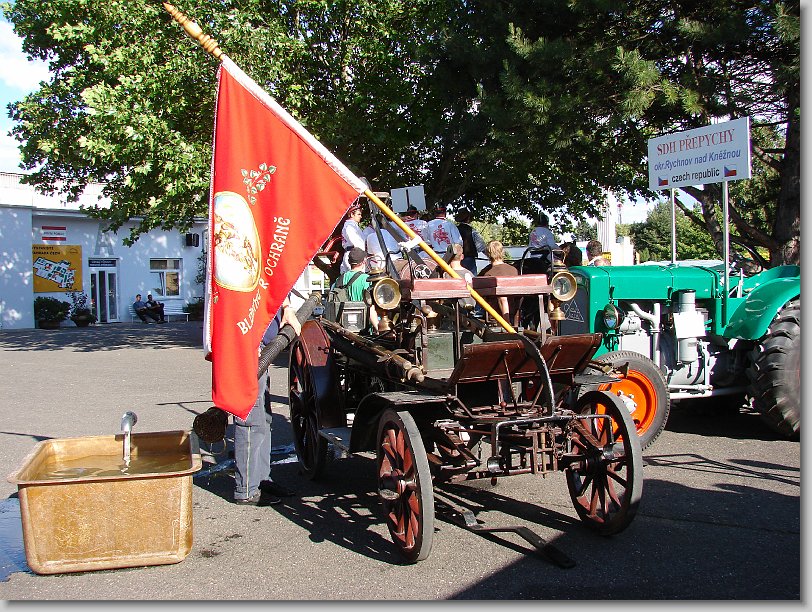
0, 171, 208, 329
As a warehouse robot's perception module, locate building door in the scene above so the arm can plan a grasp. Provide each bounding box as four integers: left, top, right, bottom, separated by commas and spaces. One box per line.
89, 259, 119, 323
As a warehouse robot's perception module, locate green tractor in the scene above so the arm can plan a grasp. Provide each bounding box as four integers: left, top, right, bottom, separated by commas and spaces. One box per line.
559, 258, 800, 444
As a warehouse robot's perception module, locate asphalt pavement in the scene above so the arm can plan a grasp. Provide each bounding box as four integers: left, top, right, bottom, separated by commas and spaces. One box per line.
0, 321, 802, 601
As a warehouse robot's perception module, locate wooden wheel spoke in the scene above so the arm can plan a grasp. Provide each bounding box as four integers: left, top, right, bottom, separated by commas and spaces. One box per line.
606, 464, 628, 490
604, 476, 622, 511
381, 436, 399, 468
405, 503, 419, 548
377, 410, 434, 563
394, 429, 405, 459
567, 391, 642, 535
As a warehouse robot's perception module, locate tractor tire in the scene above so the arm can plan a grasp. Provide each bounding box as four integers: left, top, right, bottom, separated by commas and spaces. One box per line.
580, 351, 670, 450
746, 299, 800, 438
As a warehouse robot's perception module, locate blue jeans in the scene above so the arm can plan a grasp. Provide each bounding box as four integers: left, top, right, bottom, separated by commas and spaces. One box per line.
233, 370, 271, 500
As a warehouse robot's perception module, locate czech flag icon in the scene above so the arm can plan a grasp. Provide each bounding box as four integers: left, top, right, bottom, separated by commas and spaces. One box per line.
724, 165, 737, 177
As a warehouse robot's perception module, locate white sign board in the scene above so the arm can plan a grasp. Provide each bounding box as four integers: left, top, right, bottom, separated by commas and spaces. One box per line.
40, 225, 67, 242
648, 117, 751, 191
390, 185, 426, 213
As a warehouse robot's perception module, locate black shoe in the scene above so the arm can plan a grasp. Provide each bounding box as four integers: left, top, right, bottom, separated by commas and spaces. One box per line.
259, 480, 295, 497
233, 491, 281, 506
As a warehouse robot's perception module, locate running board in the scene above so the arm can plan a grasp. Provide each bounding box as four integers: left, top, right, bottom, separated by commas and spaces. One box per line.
434, 498, 575, 569
319, 427, 352, 456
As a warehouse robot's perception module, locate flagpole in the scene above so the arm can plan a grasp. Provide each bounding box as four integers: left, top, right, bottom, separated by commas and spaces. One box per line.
163, 3, 223, 59
162, 2, 516, 334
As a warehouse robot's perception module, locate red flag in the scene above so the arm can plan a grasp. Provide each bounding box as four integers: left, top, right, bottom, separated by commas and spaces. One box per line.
205, 57, 366, 419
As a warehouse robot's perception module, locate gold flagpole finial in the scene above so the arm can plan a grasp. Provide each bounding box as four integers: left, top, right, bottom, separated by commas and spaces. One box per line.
163, 2, 223, 60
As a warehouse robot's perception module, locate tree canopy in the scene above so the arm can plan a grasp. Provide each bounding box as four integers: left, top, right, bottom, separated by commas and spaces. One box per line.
3, 0, 799, 264
629, 201, 717, 263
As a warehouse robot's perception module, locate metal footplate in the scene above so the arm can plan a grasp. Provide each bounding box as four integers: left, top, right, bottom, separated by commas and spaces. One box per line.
434, 497, 576, 569
319, 427, 352, 458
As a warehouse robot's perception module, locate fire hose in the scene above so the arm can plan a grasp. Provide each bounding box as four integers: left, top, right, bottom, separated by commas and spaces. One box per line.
193, 292, 322, 443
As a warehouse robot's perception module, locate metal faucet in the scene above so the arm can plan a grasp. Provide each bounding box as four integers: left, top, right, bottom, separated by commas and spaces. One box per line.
121, 411, 138, 466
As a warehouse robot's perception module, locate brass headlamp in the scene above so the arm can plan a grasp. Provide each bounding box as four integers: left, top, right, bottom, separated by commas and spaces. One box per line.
548, 270, 577, 321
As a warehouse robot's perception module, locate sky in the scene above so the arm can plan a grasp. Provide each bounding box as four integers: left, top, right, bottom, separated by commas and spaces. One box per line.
0, 20, 49, 174
0, 19, 655, 223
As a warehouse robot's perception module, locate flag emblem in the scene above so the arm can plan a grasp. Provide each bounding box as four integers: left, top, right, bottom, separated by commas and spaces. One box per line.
724, 165, 737, 177
212, 191, 261, 292
658, 176, 669, 186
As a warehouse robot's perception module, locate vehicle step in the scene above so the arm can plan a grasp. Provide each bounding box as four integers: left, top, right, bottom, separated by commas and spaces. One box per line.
319, 427, 352, 453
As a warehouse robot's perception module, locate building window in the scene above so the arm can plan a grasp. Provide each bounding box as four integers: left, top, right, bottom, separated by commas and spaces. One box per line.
150, 258, 181, 297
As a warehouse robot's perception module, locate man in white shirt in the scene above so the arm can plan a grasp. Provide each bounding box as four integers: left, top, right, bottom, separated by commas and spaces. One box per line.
400, 205, 428, 241
365, 226, 403, 265
426, 205, 462, 256
340, 202, 367, 273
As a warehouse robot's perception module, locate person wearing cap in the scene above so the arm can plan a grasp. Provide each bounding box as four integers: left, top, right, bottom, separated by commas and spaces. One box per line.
340, 201, 367, 273
332, 247, 380, 331
426, 204, 462, 256
454, 210, 486, 276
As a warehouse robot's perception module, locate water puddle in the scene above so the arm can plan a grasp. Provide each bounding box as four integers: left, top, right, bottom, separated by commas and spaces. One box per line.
0, 497, 33, 582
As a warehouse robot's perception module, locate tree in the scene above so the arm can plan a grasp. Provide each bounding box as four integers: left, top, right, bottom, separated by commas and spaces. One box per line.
629, 202, 717, 263
465, 0, 798, 264
473, 216, 531, 247
4, 0, 798, 265
572, 219, 597, 242
3, 0, 450, 243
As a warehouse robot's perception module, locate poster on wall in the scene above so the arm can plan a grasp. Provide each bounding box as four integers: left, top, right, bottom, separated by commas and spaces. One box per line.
32, 244, 83, 292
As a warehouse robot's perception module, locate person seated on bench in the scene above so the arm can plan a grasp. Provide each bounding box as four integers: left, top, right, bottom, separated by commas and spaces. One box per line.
477, 240, 519, 325
133, 293, 161, 323
146, 293, 167, 323
444, 243, 473, 285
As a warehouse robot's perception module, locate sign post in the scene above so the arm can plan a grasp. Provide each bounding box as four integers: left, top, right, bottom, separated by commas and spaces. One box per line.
647, 117, 751, 325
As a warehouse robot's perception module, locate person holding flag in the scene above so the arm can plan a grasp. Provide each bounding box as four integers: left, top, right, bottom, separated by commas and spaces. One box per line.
233, 297, 301, 505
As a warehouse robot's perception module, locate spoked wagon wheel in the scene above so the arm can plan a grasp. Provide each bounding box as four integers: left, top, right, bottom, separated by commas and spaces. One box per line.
376, 409, 435, 563
288, 337, 328, 480
566, 390, 643, 536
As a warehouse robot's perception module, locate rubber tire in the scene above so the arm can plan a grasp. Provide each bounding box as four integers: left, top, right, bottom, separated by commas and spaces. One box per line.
581, 351, 670, 450
746, 299, 800, 438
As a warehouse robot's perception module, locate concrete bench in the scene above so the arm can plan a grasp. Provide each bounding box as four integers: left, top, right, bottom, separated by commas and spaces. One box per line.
130, 301, 189, 323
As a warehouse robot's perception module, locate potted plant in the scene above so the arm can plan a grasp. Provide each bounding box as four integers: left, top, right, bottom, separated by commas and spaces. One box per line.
33, 296, 71, 329
68, 291, 97, 327
183, 297, 205, 321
